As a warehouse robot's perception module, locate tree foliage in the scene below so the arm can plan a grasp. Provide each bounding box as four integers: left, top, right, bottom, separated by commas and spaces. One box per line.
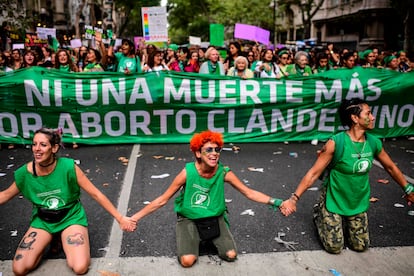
115, 0, 160, 37
167, 0, 274, 44
0, 0, 32, 33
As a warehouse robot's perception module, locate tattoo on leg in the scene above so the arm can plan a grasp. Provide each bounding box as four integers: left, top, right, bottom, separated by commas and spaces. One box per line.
66, 233, 85, 246
15, 254, 23, 261
18, 231, 37, 250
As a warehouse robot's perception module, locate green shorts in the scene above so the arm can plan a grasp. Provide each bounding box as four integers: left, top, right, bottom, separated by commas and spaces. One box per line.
176, 214, 236, 261
30, 201, 88, 234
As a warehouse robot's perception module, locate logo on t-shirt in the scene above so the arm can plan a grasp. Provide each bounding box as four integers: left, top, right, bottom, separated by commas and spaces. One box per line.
191, 192, 210, 208
353, 158, 370, 174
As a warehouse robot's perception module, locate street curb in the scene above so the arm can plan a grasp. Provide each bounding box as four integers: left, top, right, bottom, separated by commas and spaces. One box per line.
1, 246, 413, 275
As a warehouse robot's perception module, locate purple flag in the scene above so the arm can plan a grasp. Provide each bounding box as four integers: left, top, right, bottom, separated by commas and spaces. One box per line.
234, 23, 270, 45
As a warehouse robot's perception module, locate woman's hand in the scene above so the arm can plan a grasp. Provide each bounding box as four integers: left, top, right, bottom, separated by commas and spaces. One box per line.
119, 216, 137, 232
280, 198, 297, 216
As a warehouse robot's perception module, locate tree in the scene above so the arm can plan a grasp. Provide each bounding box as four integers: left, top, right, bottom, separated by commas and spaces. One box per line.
279, 0, 325, 39
166, 0, 274, 44
390, 0, 414, 53
0, 0, 31, 34
114, 0, 160, 38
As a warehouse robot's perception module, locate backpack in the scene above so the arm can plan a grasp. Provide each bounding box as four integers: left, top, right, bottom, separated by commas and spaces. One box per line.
319, 131, 379, 184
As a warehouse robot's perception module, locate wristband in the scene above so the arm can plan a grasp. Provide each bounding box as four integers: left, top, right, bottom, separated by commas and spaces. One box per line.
269, 197, 283, 208
291, 193, 300, 201
404, 183, 413, 195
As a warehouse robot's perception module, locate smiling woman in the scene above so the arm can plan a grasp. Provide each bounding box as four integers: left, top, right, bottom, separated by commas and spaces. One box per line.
130, 130, 284, 268
0, 127, 136, 275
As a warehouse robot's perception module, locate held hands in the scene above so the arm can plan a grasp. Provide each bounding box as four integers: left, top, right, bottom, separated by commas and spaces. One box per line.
280, 199, 297, 216
119, 216, 137, 232
280, 194, 300, 216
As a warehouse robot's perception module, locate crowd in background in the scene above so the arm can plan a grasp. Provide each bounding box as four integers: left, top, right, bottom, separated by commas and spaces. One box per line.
0, 38, 413, 77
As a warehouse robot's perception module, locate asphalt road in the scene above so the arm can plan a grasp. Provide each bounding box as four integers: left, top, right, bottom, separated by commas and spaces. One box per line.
0, 137, 413, 261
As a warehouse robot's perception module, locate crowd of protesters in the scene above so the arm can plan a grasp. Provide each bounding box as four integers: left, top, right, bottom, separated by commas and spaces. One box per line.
0, 37, 413, 77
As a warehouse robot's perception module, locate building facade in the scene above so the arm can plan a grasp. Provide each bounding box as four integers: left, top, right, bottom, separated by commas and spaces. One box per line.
276, 0, 403, 51
312, 0, 401, 50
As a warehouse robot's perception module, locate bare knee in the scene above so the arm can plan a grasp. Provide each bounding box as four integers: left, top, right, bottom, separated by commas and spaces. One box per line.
179, 255, 197, 268
12, 253, 41, 276
13, 265, 31, 276
67, 258, 90, 275
223, 249, 237, 262
13, 262, 35, 276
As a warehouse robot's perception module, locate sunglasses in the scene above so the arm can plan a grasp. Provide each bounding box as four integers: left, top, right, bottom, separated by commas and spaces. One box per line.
202, 147, 222, 154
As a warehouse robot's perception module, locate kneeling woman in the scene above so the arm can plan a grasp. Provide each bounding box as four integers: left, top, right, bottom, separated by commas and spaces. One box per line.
131, 130, 283, 267
0, 128, 135, 275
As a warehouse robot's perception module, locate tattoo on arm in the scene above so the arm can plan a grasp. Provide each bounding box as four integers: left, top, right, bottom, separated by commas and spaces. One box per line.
66, 233, 85, 246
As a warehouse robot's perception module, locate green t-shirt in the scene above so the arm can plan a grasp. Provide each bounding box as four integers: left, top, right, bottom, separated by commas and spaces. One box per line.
14, 157, 87, 233
115, 52, 141, 73
174, 162, 230, 219
325, 134, 382, 216
285, 64, 312, 76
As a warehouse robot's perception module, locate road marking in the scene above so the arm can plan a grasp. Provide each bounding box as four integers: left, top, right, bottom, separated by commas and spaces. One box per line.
373, 159, 414, 183
106, 144, 141, 258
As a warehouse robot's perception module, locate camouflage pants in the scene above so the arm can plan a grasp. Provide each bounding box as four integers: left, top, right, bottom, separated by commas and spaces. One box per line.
313, 188, 370, 254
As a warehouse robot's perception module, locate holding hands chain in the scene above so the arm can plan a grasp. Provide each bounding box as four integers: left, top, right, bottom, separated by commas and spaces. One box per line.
119, 216, 137, 232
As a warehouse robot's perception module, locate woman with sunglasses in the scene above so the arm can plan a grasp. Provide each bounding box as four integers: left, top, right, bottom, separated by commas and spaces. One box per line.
130, 130, 283, 268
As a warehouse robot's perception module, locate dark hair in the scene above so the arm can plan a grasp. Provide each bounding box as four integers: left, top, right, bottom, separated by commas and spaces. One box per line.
34, 127, 62, 148
339, 98, 367, 128
122, 39, 135, 55
89, 48, 101, 62
147, 49, 162, 69
22, 49, 39, 68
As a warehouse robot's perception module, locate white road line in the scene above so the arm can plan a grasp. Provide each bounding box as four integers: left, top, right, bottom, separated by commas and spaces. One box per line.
373, 159, 414, 183
106, 144, 141, 258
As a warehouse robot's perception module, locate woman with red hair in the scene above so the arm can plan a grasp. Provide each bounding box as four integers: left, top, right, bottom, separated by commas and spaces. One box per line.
131, 130, 283, 268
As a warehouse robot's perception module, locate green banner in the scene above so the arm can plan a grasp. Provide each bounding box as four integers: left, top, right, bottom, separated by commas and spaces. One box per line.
0, 67, 413, 145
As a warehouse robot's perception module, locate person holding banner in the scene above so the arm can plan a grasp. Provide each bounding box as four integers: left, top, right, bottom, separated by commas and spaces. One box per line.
255, 49, 281, 79
285, 51, 312, 77
54, 49, 79, 72
0, 127, 136, 275
224, 41, 242, 73
82, 48, 104, 72
130, 130, 284, 268
280, 98, 414, 254
227, 56, 254, 79
199, 47, 225, 75
277, 49, 291, 77
107, 38, 142, 74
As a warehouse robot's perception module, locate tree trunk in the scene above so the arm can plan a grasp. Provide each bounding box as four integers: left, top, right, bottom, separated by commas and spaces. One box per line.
403, 9, 411, 52
75, 0, 86, 39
